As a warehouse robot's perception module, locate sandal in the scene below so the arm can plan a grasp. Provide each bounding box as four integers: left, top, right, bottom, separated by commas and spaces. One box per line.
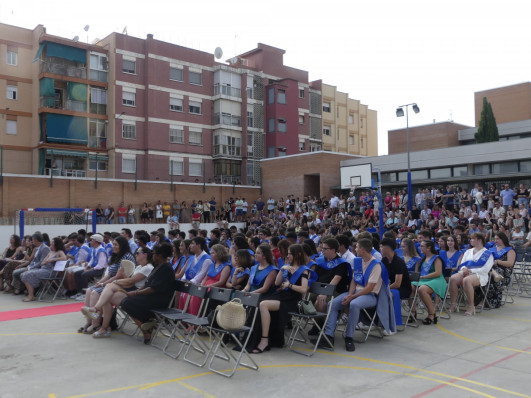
93, 328, 112, 338
252, 337, 271, 354
78, 323, 91, 333
22, 297, 36, 302
142, 331, 152, 345
407, 312, 417, 323
448, 303, 458, 313
464, 307, 475, 316
83, 325, 100, 335
422, 314, 438, 325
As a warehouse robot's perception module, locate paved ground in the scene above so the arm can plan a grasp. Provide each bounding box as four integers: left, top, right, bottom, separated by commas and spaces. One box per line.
1, 294, 530, 398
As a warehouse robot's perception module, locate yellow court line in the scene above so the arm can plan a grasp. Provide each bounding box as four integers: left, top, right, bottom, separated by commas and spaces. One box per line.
55, 364, 499, 398
436, 324, 531, 355
300, 349, 530, 398
477, 313, 531, 323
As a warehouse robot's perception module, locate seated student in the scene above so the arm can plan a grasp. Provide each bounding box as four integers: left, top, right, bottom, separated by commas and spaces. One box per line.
438, 235, 463, 275
448, 233, 494, 316
243, 244, 278, 295
120, 243, 175, 344
226, 249, 253, 290
174, 239, 192, 280
72, 234, 109, 300
486, 231, 516, 308
337, 235, 355, 271
410, 240, 447, 324
380, 238, 411, 327
252, 244, 313, 353
357, 231, 382, 261
12, 233, 51, 295
317, 238, 394, 352
64, 235, 92, 296
400, 238, 421, 272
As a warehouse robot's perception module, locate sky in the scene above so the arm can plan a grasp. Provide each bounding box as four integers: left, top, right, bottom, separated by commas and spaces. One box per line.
2, 0, 531, 155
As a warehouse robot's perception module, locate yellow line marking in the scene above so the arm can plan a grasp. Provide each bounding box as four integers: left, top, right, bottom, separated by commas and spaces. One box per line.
48, 395, 57, 398
297, 349, 530, 398
436, 324, 531, 355
177, 381, 216, 398
477, 313, 531, 323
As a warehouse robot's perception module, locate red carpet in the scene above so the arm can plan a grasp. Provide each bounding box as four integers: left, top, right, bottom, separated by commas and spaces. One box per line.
0, 302, 84, 321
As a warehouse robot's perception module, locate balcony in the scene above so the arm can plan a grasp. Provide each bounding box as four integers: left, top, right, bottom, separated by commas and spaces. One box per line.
214, 84, 241, 98
89, 103, 107, 115
90, 69, 107, 83
213, 113, 241, 127
45, 168, 86, 177
40, 61, 86, 79
40, 97, 87, 112
89, 136, 107, 149
213, 144, 241, 158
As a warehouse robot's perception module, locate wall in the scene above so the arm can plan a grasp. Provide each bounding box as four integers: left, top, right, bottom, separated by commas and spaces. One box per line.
474, 82, 531, 126
0, 174, 261, 219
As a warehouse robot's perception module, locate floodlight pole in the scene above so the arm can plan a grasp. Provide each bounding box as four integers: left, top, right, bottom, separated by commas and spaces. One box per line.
396, 103, 419, 211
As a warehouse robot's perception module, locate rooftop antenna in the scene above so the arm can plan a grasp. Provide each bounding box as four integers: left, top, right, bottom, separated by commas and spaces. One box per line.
214, 47, 223, 60
122, 26, 127, 35
73, 36, 79, 42
84, 25, 90, 43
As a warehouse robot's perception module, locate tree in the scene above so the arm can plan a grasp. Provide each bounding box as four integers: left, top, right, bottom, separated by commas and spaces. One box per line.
475, 97, 499, 143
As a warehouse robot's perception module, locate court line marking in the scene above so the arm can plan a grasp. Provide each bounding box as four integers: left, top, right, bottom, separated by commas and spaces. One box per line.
436, 324, 531, 355
477, 313, 531, 323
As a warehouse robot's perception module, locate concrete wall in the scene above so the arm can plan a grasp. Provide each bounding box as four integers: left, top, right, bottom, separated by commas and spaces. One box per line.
0, 174, 261, 218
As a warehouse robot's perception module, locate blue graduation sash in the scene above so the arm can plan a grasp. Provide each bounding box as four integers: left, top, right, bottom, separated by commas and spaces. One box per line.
230, 267, 250, 279
439, 251, 462, 269
315, 255, 352, 280
185, 253, 211, 280
353, 259, 388, 287
406, 256, 420, 272
89, 246, 108, 268
277, 257, 285, 268
489, 246, 513, 260
458, 250, 492, 270
78, 244, 92, 263
249, 264, 277, 287
420, 255, 439, 277
207, 261, 231, 278
282, 265, 317, 288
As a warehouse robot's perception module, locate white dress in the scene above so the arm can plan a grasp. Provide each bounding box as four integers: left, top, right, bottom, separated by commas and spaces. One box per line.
156, 204, 163, 218
460, 247, 494, 286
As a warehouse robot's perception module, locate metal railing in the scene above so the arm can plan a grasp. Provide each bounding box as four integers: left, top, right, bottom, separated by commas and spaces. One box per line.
45, 168, 86, 177
40, 61, 87, 79
213, 113, 241, 127
214, 84, 241, 98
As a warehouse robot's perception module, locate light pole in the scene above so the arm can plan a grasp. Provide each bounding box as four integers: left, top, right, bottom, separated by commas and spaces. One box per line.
396, 103, 420, 211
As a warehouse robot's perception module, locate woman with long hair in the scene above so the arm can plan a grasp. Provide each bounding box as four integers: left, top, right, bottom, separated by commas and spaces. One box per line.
400, 238, 420, 272
1, 236, 33, 293
243, 244, 278, 295
486, 232, 516, 308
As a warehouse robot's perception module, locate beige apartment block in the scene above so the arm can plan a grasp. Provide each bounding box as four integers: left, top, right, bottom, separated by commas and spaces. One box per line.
321, 83, 377, 156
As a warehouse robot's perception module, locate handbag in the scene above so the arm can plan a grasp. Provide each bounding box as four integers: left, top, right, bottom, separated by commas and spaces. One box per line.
298, 299, 317, 315
215, 298, 247, 331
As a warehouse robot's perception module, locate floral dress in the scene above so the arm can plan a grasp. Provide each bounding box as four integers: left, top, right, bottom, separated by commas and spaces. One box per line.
485, 248, 515, 308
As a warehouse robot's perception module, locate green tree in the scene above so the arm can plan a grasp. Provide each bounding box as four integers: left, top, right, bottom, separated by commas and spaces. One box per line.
475, 97, 499, 143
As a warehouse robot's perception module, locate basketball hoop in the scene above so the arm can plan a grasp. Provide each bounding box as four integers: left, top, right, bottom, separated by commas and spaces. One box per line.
345, 185, 358, 192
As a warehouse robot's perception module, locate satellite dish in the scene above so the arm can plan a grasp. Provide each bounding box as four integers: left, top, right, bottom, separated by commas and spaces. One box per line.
214, 47, 223, 59
230, 57, 238, 64
73, 36, 79, 42
84, 25, 90, 32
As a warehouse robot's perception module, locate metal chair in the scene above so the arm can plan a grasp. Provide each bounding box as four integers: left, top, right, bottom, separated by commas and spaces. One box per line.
438, 268, 454, 320
37, 261, 68, 302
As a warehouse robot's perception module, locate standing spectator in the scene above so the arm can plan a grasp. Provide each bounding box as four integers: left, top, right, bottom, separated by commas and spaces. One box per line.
172, 200, 180, 218
95, 204, 104, 224
117, 202, 127, 224
209, 196, 217, 219
127, 204, 136, 224
155, 200, 163, 222
256, 197, 265, 214
105, 203, 115, 224
242, 198, 248, 219
203, 199, 211, 223
162, 202, 171, 221
267, 196, 275, 214
500, 184, 517, 210
517, 184, 529, 208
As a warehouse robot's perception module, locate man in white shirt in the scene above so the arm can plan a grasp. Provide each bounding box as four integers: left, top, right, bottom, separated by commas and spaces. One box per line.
330, 194, 339, 210
337, 235, 355, 271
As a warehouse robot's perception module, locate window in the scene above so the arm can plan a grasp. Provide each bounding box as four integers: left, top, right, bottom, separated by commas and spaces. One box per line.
323, 102, 331, 112
214, 133, 241, 156
170, 67, 183, 82
360, 118, 364, 128
122, 91, 135, 106
310, 144, 321, 152
189, 160, 203, 176
122, 122, 136, 140
189, 71, 202, 85
411, 170, 429, 179
520, 160, 531, 172
268, 118, 275, 133
122, 155, 136, 173
298, 88, 304, 98
492, 162, 518, 174
268, 87, 274, 104
169, 159, 184, 175
90, 88, 107, 114
267, 146, 275, 158
299, 115, 304, 124
474, 164, 490, 175
89, 159, 108, 171
170, 97, 183, 112
349, 136, 354, 145
453, 166, 468, 177
89, 118, 107, 148
169, 127, 184, 143
189, 130, 202, 145
6, 51, 17, 66
6, 120, 17, 135
278, 119, 287, 133
7, 85, 17, 100
122, 59, 136, 74
430, 167, 452, 179
278, 148, 287, 157
299, 141, 305, 151
247, 133, 254, 156
247, 111, 254, 127
278, 89, 286, 104
349, 115, 354, 124
90, 53, 108, 82
323, 126, 331, 136
189, 100, 201, 114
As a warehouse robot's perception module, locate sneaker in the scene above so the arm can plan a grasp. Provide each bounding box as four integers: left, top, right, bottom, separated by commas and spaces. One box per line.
357, 322, 370, 331
383, 329, 396, 336
81, 307, 99, 321
338, 313, 348, 325
92, 329, 111, 338
75, 294, 86, 301
345, 337, 355, 352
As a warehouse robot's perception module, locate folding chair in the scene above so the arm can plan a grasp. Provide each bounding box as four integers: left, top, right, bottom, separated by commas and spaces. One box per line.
183, 287, 233, 367
287, 282, 336, 357
475, 272, 493, 313
438, 268, 454, 320
355, 303, 384, 343
37, 260, 68, 302
151, 282, 208, 359
512, 249, 531, 298
208, 290, 260, 378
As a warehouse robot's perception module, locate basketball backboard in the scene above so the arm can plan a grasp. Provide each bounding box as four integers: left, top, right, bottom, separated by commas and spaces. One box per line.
340, 163, 372, 189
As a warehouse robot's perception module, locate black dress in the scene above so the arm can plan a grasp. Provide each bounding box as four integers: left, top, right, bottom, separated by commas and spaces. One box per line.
120, 262, 175, 322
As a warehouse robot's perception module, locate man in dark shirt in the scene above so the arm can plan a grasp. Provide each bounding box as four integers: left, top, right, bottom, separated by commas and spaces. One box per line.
381, 238, 411, 327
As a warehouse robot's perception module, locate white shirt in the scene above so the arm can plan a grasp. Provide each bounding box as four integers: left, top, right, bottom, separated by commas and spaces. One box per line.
330, 196, 339, 208
459, 247, 493, 286
189, 251, 212, 284
341, 250, 356, 272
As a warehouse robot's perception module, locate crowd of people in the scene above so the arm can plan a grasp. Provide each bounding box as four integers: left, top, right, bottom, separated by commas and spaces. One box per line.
0, 181, 528, 353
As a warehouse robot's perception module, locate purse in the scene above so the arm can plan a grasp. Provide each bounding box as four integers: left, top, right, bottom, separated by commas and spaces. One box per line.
298, 299, 317, 315
215, 298, 247, 331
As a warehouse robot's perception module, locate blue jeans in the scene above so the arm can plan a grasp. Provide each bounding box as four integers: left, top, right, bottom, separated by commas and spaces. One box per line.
325, 292, 378, 338
119, 216, 126, 224
518, 198, 528, 207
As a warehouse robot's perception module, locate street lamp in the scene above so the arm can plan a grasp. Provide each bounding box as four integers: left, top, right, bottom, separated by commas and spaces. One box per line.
396, 103, 420, 211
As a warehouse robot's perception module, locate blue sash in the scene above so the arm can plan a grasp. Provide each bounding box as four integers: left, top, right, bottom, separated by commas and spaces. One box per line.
439, 250, 462, 270
489, 246, 513, 260
353, 259, 387, 287
395, 247, 404, 259
174, 255, 187, 271
249, 264, 277, 287
282, 265, 317, 288
277, 257, 285, 268
230, 267, 250, 279
78, 244, 92, 263
406, 256, 420, 272
420, 255, 439, 277
485, 241, 495, 249
207, 261, 231, 278
315, 255, 352, 280
458, 250, 492, 270
185, 253, 211, 280
89, 246, 108, 268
